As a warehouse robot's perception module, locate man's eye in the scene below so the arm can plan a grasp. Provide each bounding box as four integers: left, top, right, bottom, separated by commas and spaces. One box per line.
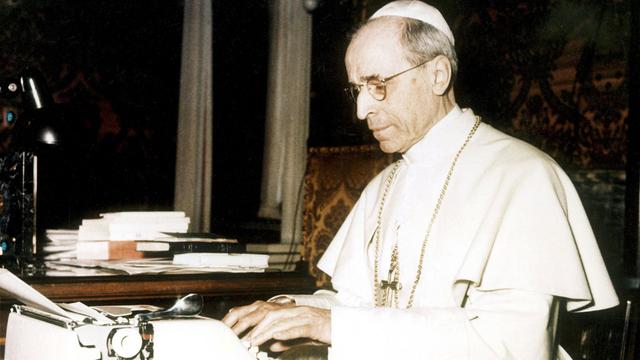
367, 81, 385, 93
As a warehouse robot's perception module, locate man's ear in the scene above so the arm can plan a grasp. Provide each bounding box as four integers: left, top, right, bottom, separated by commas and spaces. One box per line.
430, 55, 452, 96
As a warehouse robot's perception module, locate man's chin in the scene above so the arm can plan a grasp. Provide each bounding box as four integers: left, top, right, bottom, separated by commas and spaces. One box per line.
377, 141, 398, 154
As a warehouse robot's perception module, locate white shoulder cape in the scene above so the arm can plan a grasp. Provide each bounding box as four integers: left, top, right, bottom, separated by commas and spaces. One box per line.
318, 108, 618, 313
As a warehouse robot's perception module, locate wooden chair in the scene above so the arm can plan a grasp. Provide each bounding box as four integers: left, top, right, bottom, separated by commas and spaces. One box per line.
301, 145, 394, 288
559, 297, 638, 359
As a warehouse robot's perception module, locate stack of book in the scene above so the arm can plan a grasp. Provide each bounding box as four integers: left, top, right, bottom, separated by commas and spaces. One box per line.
173, 252, 269, 272
45, 212, 302, 274
246, 242, 301, 271
78, 211, 190, 241
42, 229, 79, 260
76, 211, 190, 260
135, 233, 245, 255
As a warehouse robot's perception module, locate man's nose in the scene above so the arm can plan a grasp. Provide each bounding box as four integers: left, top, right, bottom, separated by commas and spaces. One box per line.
356, 89, 376, 120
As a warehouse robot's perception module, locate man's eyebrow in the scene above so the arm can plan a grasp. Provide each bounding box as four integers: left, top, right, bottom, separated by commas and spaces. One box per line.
362, 74, 381, 82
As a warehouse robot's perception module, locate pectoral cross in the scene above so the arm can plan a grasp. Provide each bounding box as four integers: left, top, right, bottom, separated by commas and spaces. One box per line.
380, 269, 401, 307
377, 243, 402, 307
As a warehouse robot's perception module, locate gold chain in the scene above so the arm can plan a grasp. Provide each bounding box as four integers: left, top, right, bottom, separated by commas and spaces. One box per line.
373, 159, 401, 307
373, 116, 481, 308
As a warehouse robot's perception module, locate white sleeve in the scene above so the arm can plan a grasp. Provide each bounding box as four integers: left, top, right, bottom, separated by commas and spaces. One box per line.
330, 288, 559, 360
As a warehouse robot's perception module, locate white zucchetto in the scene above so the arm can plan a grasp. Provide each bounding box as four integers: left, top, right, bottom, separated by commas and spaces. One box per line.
370, 1, 455, 45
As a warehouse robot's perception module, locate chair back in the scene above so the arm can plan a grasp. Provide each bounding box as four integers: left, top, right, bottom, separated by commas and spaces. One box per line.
302, 145, 394, 287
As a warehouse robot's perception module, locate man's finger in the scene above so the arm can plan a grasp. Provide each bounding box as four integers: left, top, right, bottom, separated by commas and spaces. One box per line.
243, 307, 296, 343
223, 301, 296, 336
246, 306, 330, 346
247, 313, 306, 346
268, 340, 292, 353
231, 306, 278, 335
221, 307, 241, 327
272, 324, 315, 342
222, 301, 262, 327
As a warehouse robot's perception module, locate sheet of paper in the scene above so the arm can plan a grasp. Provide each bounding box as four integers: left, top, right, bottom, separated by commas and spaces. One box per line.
59, 302, 115, 324
92, 304, 161, 317
0, 269, 71, 319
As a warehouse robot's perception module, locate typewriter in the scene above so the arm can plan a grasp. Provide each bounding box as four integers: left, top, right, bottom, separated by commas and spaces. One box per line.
1, 270, 274, 360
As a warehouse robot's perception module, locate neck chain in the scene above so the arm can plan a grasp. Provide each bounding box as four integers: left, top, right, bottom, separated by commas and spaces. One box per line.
373, 116, 481, 309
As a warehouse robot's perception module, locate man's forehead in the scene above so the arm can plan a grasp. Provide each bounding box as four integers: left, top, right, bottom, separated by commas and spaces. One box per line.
351, 17, 403, 47
345, 19, 406, 78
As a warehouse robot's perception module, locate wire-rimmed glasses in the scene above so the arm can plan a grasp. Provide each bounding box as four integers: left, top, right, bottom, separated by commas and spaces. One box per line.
345, 59, 430, 103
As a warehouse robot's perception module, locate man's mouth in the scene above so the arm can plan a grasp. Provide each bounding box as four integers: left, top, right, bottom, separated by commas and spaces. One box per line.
370, 124, 390, 139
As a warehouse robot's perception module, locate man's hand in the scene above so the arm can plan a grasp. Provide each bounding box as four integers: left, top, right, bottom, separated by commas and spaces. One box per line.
222, 301, 331, 352
222, 300, 295, 336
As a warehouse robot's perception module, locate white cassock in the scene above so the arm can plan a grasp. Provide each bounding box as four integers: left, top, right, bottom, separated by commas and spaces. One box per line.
287, 106, 619, 359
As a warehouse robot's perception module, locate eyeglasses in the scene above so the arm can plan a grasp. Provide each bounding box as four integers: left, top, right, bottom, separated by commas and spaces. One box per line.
345, 59, 430, 103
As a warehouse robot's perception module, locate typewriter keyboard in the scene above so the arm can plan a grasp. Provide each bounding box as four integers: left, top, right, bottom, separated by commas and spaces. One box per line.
242, 340, 276, 360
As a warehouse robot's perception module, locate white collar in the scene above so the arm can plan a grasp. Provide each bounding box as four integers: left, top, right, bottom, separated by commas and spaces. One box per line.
402, 106, 477, 165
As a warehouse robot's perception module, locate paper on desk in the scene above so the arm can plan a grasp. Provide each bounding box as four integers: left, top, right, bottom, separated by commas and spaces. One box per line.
0, 269, 71, 319
48, 258, 267, 275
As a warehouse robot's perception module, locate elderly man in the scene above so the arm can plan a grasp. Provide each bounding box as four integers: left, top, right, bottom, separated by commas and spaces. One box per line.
223, 1, 619, 359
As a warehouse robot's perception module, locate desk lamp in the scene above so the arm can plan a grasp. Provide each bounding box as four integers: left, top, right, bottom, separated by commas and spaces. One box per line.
0, 68, 56, 274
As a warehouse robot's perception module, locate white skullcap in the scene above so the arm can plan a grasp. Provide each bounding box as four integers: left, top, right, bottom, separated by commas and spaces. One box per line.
370, 1, 455, 45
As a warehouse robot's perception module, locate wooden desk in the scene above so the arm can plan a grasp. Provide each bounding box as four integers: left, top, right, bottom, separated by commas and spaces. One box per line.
0, 271, 317, 351
22, 271, 317, 302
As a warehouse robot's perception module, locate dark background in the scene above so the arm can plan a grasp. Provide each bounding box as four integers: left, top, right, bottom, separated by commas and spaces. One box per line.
0, 0, 183, 227
210, 0, 270, 225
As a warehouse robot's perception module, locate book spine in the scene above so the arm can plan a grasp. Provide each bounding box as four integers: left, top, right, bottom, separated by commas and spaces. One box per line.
76, 241, 146, 260
169, 242, 246, 254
